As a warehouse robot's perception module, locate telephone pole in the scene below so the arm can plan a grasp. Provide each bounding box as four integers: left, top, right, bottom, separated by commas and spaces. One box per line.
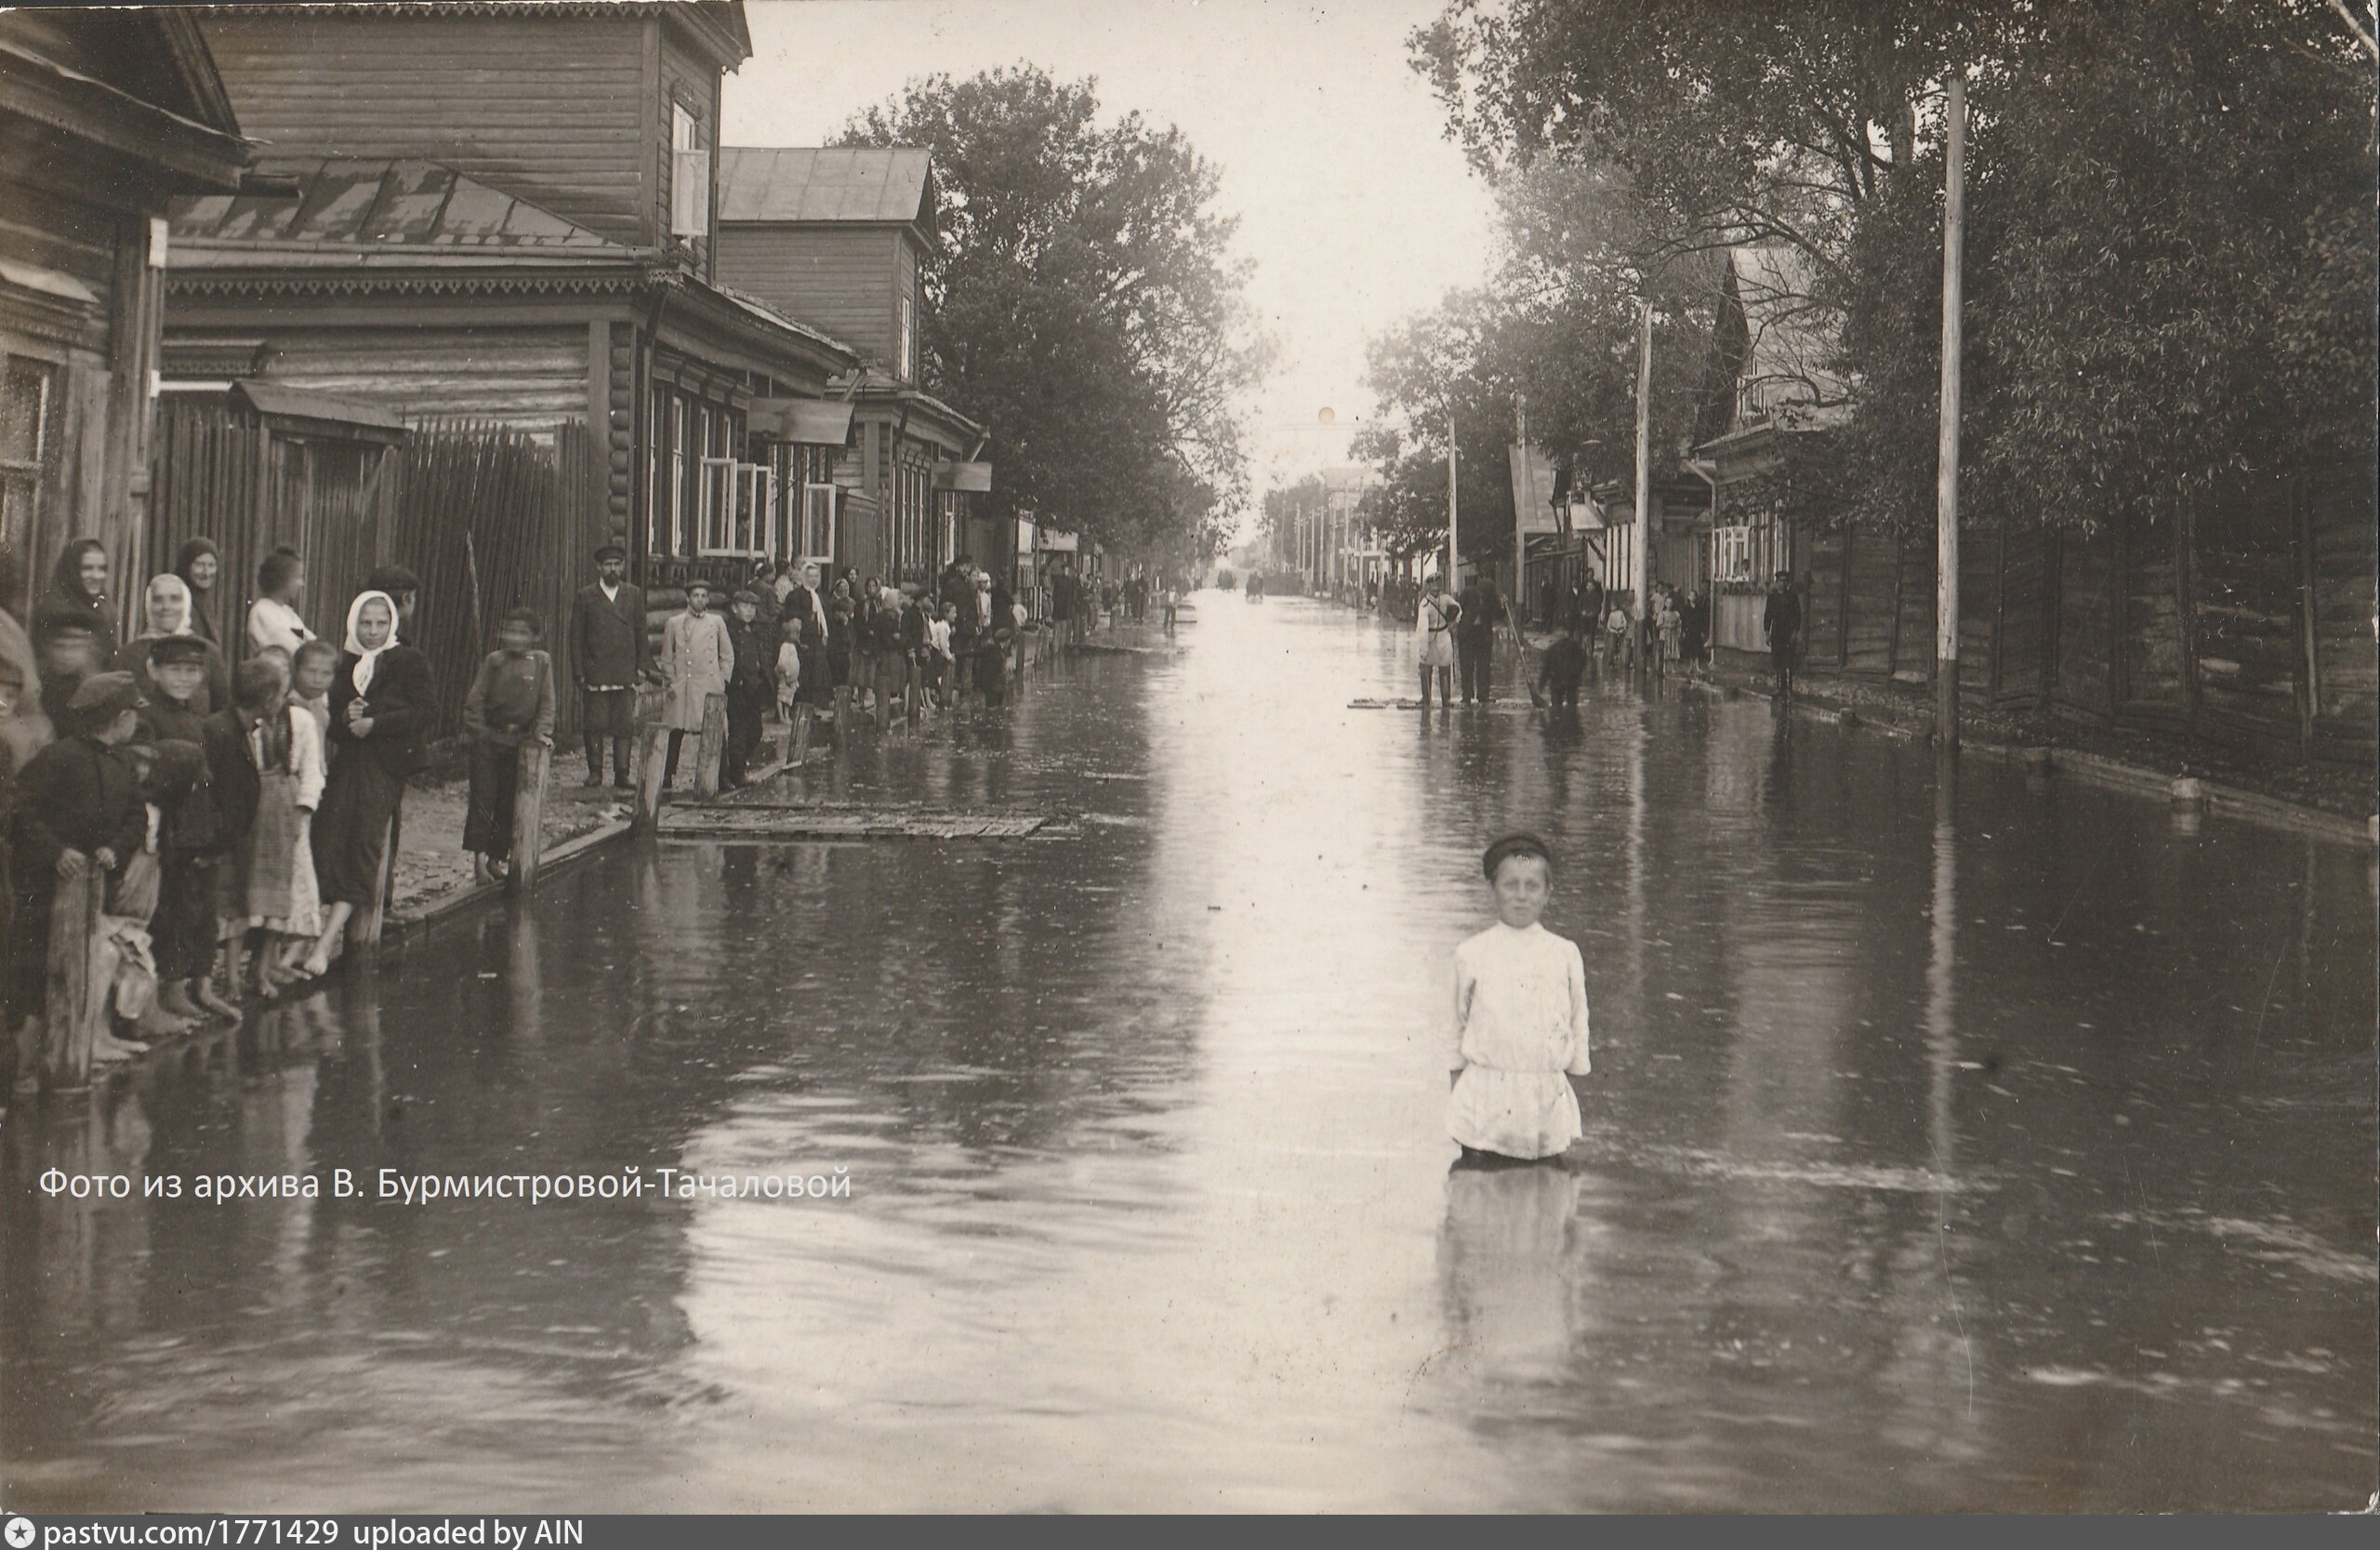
1936, 73, 1966, 749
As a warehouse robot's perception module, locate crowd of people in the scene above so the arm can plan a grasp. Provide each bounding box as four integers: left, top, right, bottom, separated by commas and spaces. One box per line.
2, 535, 450, 1093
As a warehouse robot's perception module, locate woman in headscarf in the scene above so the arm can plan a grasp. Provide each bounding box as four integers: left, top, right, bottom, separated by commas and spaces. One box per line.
172, 537, 225, 646
303, 589, 433, 976
126, 574, 231, 714
40, 537, 116, 669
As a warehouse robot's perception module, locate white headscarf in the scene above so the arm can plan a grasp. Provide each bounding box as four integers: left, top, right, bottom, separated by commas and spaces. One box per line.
142, 573, 194, 638
343, 590, 399, 696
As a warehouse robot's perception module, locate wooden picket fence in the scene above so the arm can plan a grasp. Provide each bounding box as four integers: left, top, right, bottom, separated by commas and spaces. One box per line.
148, 400, 592, 741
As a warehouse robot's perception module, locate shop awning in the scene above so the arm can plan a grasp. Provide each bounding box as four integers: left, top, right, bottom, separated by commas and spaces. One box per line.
934, 459, 993, 492
748, 396, 854, 444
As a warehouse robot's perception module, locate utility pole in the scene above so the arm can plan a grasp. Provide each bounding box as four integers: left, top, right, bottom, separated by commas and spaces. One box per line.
1633, 296, 1654, 647
1514, 391, 1532, 640
1446, 406, 1459, 585
1936, 73, 1966, 750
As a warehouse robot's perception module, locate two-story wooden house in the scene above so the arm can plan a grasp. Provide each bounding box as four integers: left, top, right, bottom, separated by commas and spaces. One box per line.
159, 1, 861, 618
716, 146, 985, 585
0, 8, 246, 623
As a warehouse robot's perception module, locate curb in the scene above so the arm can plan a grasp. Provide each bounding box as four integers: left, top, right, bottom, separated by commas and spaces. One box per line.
1729, 681, 2373, 848
379, 815, 635, 951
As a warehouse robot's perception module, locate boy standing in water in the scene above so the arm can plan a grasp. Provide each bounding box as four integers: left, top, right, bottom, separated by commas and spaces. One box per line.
1447, 833, 1592, 1163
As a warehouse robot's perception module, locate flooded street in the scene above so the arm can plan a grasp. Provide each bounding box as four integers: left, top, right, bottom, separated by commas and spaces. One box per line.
5, 594, 2373, 1512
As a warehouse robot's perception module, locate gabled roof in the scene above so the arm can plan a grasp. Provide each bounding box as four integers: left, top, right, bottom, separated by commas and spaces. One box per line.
1727, 245, 1848, 411
197, 4, 751, 71
719, 147, 934, 230
0, 9, 247, 189
171, 156, 623, 258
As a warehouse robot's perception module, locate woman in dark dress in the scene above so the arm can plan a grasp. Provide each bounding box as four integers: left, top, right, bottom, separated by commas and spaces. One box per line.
824, 575, 856, 739
304, 590, 433, 975
173, 537, 225, 648
37, 537, 117, 669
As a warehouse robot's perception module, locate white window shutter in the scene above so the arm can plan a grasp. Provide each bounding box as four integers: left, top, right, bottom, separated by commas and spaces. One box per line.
671, 148, 709, 237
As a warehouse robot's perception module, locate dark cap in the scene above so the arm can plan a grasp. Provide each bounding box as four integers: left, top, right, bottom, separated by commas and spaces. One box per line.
594, 539, 628, 563
67, 669, 145, 719
1481, 831, 1554, 881
732, 589, 761, 606
149, 635, 210, 667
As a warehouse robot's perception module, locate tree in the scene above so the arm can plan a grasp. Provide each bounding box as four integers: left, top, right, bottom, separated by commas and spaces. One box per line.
1415, 0, 2376, 542
840, 68, 1272, 558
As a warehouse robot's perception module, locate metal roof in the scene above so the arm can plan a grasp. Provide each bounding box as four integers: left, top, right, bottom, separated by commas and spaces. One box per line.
171, 156, 621, 251
718, 147, 932, 227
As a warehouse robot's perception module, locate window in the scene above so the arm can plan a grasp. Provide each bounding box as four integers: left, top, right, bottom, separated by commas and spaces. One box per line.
1712, 523, 1753, 585
698, 457, 736, 553
1, 356, 57, 616
670, 102, 708, 238
897, 289, 917, 381
801, 483, 837, 564
666, 395, 688, 555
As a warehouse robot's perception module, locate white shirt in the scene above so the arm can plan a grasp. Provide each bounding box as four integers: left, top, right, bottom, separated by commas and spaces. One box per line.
926, 617, 953, 658
601, 581, 620, 604
247, 597, 313, 657
1448, 921, 1591, 1075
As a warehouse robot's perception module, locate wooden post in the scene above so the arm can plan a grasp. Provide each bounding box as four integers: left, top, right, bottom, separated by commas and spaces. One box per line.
694, 691, 726, 799
632, 682, 668, 828
41, 866, 107, 1092
509, 740, 550, 893
1446, 407, 1459, 584
1936, 72, 1966, 750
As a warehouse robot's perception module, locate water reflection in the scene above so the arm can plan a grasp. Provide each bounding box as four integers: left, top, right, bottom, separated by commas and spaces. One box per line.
1, 594, 2371, 1512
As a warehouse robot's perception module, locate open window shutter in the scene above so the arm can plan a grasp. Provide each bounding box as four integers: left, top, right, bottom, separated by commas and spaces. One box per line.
671, 148, 710, 237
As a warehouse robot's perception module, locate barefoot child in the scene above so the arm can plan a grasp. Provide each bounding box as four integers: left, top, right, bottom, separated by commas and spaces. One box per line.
287, 638, 337, 748
143, 736, 236, 1027
774, 614, 809, 764
461, 608, 555, 885
212, 656, 324, 999
1447, 833, 1591, 1162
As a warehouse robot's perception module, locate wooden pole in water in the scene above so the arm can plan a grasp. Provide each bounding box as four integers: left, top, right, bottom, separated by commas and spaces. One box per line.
633, 682, 669, 828
694, 691, 727, 799
41, 866, 106, 1092
509, 739, 549, 893
1936, 73, 1967, 751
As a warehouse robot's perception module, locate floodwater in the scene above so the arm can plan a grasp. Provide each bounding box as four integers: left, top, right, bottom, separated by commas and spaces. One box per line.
4, 594, 2373, 1512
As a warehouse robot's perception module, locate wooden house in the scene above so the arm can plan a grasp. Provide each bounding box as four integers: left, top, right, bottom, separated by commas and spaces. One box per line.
1689, 244, 1852, 663
159, 2, 862, 632
716, 146, 986, 585
0, 9, 247, 623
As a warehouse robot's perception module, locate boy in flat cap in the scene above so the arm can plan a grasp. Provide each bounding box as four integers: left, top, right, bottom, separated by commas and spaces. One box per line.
571, 540, 650, 788
6, 672, 151, 1082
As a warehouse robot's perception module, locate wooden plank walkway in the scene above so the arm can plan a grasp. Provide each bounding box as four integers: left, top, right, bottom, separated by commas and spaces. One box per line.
657, 805, 1051, 841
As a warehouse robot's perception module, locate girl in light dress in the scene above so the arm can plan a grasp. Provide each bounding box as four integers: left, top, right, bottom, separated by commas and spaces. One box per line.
1447, 833, 1592, 1163
216, 653, 325, 998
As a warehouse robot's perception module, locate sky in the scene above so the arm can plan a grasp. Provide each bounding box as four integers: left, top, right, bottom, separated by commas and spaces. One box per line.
722, 0, 1498, 510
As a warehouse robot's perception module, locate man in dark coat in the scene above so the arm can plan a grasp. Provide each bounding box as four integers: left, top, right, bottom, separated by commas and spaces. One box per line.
1454, 570, 1508, 704
1762, 569, 1803, 701
570, 541, 651, 788
721, 590, 774, 789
